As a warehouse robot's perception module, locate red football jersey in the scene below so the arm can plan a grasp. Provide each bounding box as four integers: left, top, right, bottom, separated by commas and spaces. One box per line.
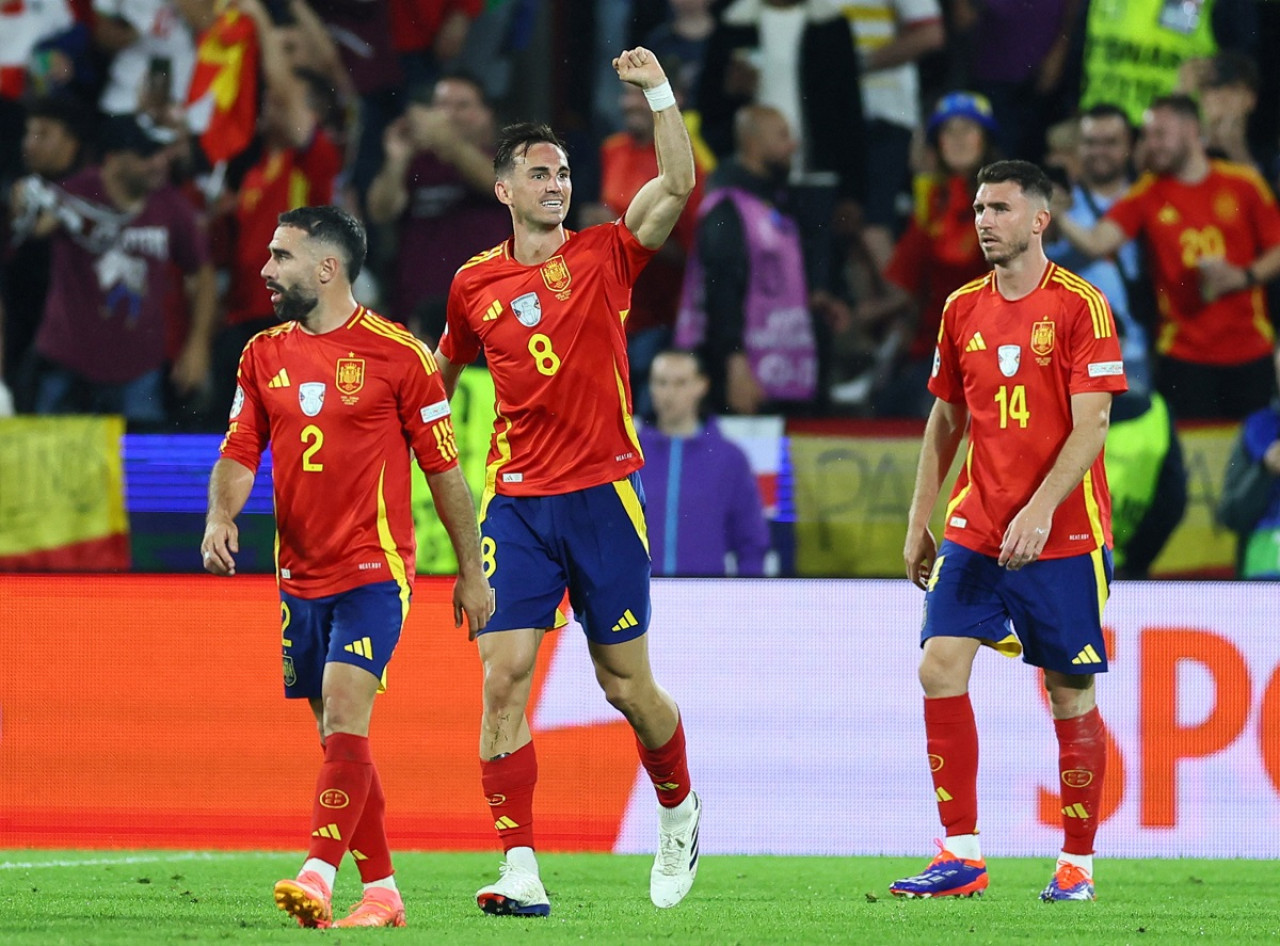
1105, 161, 1280, 364
440, 221, 656, 496
220, 307, 459, 597
929, 262, 1128, 560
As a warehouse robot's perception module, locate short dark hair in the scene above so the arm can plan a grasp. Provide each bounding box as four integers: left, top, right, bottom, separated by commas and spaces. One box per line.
1080, 102, 1134, 138
278, 205, 367, 281
26, 94, 91, 143
653, 348, 707, 376
976, 159, 1054, 205
493, 122, 568, 178
1147, 93, 1200, 123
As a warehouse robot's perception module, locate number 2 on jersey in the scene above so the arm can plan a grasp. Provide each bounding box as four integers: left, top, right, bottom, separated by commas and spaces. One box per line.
528, 333, 561, 376
994, 384, 1029, 429
301, 424, 324, 471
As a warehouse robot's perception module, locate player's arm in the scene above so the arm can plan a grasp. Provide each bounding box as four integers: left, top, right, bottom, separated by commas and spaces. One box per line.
1053, 213, 1127, 260
999, 390, 1112, 570
434, 349, 465, 399
424, 465, 492, 640
617, 47, 697, 250
202, 457, 255, 576
904, 397, 968, 589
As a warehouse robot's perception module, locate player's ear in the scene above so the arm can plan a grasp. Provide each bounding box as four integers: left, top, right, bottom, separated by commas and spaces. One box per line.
317, 253, 339, 284
494, 177, 513, 207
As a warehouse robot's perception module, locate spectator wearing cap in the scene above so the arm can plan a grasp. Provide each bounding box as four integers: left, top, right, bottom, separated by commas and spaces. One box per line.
833, 91, 997, 416
366, 71, 508, 344
3, 95, 90, 412
20, 112, 214, 424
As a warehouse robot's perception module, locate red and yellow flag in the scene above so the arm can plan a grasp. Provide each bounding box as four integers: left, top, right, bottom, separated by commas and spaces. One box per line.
187, 3, 261, 165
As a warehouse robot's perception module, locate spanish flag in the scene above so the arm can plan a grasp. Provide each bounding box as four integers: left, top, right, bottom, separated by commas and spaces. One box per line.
186, 2, 260, 165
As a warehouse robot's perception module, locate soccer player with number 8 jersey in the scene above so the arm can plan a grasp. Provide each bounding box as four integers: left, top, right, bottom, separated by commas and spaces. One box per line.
435, 47, 701, 916
893, 161, 1127, 902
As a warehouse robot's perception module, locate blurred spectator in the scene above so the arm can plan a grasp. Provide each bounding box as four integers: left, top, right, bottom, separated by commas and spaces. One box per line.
21, 113, 214, 425
676, 104, 818, 415
208, 0, 342, 421
1045, 103, 1152, 393
642, 0, 716, 104
954, 0, 1075, 163
390, 0, 480, 93
1217, 345, 1280, 580
1104, 388, 1187, 579
638, 349, 770, 576
366, 72, 508, 342
833, 91, 994, 417
581, 80, 707, 416
844, 0, 944, 267
1078, 0, 1258, 126
1057, 94, 1280, 420
93, 0, 198, 115
1179, 50, 1269, 173
0, 0, 76, 184
3, 95, 90, 412
696, 0, 866, 294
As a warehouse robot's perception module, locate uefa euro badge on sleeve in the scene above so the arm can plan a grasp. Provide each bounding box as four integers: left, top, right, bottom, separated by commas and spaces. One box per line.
998, 345, 1021, 378
299, 382, 326, 417
513, 292, 542, 327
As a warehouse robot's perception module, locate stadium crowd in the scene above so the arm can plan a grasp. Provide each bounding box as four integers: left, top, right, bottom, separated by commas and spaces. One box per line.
0, 0, 1278, 576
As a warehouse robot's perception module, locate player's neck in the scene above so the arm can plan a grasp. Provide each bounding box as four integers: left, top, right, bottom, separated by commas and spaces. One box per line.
658, 415, 700, 438
1175, 150, 1211, 185
993, 251, 1050, 302
511, 224, 567, 266
298, 291, 360, 335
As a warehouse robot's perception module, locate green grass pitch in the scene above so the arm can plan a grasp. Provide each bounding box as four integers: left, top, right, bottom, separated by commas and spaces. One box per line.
1, 850, 1276, 945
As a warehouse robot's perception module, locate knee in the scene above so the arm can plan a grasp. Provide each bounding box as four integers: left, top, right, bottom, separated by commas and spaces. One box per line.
917, 652, 967, 698
483, 659, 534, 708
600, 674, 649, 719
1045, 676, 1095, 719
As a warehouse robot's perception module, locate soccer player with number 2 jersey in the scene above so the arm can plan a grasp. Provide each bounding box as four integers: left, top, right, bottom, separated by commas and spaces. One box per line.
202, 206, 492, 929
892, 161, 1128, 903
435, 47, 700, 917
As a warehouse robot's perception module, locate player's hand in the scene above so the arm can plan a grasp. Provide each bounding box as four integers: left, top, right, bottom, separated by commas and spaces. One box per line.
170, 338, 211, 396
382, 115, 415, 165
1196, 257, 1247, 302
904, 527, 938, 590
201, 519, 239, 576
726, 352, 765, 415
999, 506, 1053, 570
613, 47, 667, 90
1263, 440, 1280, 476
454, 571, 494, 641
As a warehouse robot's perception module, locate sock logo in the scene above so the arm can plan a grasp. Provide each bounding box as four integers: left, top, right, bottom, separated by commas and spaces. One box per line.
485, 793, 507, 806
654, 781, 680, 791
1061, 768, 1093, 788
312, 823, 342, 839
929, 754, 944, 772
494, 816, 520, 830
320, 789, 350, 809
935, 786, 953, 802
1061, 802, 1091, 819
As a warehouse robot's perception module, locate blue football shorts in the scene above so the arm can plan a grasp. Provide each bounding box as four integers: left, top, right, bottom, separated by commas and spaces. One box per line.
920, 539, 1112, 674
279, 579, 409, 698
478, 471, 651, 643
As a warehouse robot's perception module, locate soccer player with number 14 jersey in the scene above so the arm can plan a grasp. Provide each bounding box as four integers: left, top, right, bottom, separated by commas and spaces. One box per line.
435, 48, 700, 916
893, 161, 1127, 902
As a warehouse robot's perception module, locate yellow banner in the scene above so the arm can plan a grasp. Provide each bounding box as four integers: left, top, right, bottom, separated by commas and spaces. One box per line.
0, 416, 128, 557
1149, 424, 1236, 577
411, 368, 497, 574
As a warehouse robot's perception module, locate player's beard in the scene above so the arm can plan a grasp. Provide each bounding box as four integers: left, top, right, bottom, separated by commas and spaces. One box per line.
982, 235, 1030, 267
271, 283, 319, 325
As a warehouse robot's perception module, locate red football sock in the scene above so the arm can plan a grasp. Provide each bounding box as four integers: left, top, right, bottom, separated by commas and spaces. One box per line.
348, 766, 394, 883
481, 741, 537, 852
306, 732, 374, 867
1055, 706, 1107, 856
924, 694, 980, 839
636, 716, 691, 808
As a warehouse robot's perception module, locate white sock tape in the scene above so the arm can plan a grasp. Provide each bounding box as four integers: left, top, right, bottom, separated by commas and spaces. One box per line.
643, 80, 677, 112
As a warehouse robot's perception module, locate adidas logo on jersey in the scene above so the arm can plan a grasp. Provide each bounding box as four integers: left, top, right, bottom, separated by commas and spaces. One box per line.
268, 368, 291, 388
483, 300, 503, 322
965, 333, 987, 352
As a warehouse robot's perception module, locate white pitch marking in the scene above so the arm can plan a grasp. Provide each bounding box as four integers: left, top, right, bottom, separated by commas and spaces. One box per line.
0, 852, 281, 870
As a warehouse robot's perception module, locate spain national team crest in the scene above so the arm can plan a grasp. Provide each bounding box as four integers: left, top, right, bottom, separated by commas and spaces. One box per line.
336, 355, 365, 396
299, 382, 325, 417
512, 291, 542, 327
1031, 320, 1055, 356
1214, 190, 1239, 223
998, 344, 1021, 378
283, 655, 297, 687
540, 254, 572, 299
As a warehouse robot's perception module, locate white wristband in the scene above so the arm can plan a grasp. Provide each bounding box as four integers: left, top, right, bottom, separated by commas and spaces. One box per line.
643, 80, 677, 112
